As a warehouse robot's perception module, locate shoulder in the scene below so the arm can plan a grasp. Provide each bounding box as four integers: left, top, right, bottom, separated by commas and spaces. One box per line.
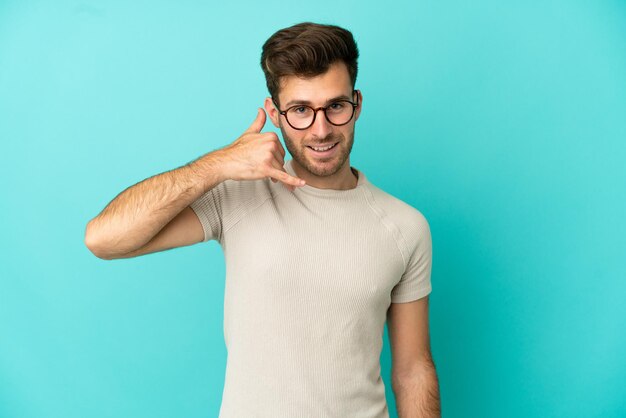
211, 176, 275, 205
194, 177, 276, 229
364, 182, 431, 250
365, 182, 429, 230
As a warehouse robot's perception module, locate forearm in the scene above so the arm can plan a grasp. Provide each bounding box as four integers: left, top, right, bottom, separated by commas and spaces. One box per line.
85, 150, 228, 258
393, 360, 441, 418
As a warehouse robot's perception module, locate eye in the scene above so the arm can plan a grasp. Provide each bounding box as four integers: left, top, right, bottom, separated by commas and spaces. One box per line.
293, 106, 308, 114
329, 102, 345, 110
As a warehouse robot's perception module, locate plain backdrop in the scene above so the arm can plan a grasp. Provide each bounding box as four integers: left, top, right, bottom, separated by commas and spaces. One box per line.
1, 1, 625, 417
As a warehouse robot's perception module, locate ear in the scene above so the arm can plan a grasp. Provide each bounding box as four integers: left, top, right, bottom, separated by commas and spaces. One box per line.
354, 89, 363, 122
264, 97, 280, 128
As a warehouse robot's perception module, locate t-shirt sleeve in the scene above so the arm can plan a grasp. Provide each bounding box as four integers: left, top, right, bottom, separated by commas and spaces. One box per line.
390, 212, 433, 303
189, 182, 226, 243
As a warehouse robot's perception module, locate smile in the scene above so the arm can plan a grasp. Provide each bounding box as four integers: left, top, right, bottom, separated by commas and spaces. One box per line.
307, 142, 338, 155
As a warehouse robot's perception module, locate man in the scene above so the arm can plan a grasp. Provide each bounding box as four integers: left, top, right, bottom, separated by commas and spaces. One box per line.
85, 22, 440, 418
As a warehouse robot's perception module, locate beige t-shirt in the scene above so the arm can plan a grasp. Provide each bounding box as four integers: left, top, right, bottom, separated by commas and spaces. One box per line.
190, 159, 432, 418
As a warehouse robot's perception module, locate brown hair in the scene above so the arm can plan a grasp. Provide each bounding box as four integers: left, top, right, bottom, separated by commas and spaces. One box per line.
260, 22, 359, 106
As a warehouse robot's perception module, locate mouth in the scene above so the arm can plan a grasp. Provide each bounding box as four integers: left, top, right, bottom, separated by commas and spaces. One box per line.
306, 142, 339, 157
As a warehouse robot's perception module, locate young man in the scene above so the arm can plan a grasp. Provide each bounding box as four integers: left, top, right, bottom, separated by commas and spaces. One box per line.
85, 22, 440, 418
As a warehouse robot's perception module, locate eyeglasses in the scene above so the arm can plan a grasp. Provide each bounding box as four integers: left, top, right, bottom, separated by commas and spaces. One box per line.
272, 90, 359, 130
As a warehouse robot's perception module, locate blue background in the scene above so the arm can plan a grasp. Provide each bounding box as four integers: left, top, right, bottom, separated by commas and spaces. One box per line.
1, 1, 625, 417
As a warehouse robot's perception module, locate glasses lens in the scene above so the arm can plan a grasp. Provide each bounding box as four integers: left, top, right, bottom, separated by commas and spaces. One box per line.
325, 101, 354, 125
286, 106, 315, 129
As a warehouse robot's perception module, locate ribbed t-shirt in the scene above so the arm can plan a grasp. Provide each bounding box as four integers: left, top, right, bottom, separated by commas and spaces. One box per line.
189, 159, 432, 418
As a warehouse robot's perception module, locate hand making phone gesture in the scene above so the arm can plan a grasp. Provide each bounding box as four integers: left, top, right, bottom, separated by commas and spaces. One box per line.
220, 108, 306, 192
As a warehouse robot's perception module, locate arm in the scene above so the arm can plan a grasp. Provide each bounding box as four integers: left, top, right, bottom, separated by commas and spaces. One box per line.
84, 108, 305, 260
387, 295, 441, 418
84, 150, 228, 260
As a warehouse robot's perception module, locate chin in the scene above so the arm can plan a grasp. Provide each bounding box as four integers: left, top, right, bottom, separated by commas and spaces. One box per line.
305, 163, 341, 177
301, 151, 348, 177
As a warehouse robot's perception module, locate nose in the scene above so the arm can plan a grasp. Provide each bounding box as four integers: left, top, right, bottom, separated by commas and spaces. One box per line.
309, 108, 332, 138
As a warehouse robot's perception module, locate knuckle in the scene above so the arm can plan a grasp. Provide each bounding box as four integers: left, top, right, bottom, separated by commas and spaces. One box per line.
263, 152, 274, 164
259, 164, 271, 177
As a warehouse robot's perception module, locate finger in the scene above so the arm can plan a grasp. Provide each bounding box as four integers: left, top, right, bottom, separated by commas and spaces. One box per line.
244, 108, 266, 134
270, 148, 285, 168
267, 166, 305, 188
263, 141, 285, 174
274, 136, 286, 159
268, 159, 282, 184
261, 132, 286, 159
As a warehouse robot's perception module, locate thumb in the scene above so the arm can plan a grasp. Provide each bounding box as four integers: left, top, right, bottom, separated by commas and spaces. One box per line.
244, 107, 266, 134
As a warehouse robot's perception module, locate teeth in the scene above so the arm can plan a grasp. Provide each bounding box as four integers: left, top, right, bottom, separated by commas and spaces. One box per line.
311, 143, 335, 151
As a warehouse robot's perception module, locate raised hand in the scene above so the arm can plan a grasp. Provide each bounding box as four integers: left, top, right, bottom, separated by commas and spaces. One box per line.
219, 108, 305, 192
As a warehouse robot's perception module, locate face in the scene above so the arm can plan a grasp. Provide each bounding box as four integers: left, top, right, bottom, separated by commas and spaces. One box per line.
264, 61, 362, 178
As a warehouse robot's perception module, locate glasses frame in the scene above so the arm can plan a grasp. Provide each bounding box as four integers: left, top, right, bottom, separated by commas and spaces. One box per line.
272, 89, 360, 130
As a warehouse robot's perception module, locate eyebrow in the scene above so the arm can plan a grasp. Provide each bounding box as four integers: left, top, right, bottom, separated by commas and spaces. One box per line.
284, 94, 353, 108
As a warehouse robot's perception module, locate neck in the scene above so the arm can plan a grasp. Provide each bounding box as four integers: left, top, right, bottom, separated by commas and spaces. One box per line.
291, 159, 358, 190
